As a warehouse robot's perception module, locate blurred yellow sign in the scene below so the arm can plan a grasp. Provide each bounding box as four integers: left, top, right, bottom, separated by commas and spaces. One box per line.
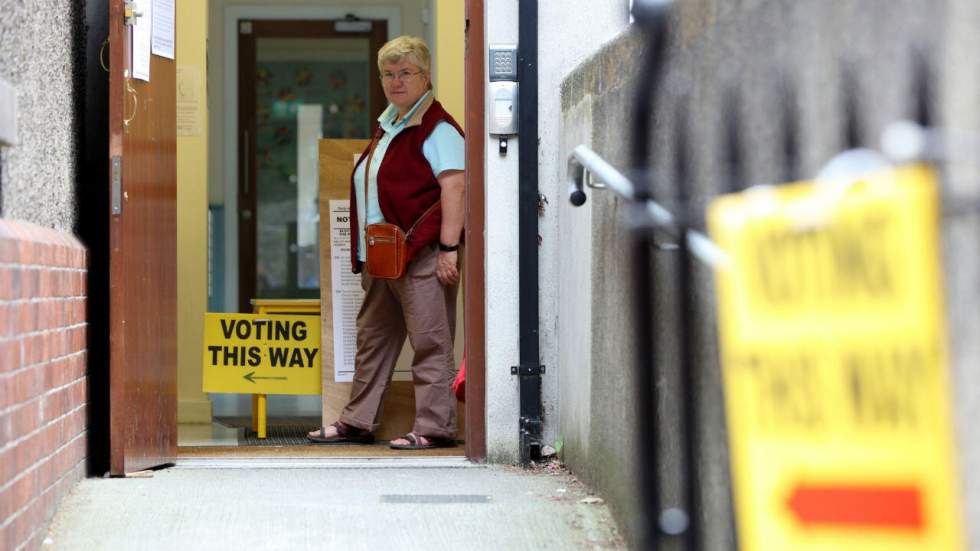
708, 165, 962, 551
202, 313, 321, 395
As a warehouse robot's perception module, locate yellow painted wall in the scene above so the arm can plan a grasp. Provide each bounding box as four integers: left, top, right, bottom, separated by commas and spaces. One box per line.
177, 0, 212, 423
433, 0, 467, 379
435, 0, 466, 127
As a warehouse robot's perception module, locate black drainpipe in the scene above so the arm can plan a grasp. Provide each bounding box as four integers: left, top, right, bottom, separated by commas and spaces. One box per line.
631, 1, 671, 549
514, 0, 543, 466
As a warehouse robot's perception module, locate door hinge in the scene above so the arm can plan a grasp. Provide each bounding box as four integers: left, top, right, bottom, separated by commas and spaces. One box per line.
240, 21, 252, 34
111, 156, 122, 215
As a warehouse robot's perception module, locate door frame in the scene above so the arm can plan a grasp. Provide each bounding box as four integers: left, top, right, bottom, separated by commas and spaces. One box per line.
217, 3, 488, 462
463, 0, 487, 462
236, 19, 388, 311
222, 5, 400, 313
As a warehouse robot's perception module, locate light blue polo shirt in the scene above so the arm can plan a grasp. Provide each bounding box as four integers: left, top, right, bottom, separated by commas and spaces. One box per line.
353, 91, 465, 262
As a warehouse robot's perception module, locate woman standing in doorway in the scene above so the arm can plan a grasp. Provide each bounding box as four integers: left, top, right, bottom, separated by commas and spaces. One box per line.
308, 35, 464, 449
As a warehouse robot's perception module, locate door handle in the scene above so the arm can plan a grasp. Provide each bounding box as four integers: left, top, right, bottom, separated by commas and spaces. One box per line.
123, 70, 138, 131
241, 209, 253, 220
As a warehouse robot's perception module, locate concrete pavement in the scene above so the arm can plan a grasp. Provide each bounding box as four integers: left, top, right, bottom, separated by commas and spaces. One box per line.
43, 459, 625, 550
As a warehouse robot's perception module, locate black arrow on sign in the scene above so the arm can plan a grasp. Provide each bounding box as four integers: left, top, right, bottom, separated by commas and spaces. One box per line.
243, 371, 288, 384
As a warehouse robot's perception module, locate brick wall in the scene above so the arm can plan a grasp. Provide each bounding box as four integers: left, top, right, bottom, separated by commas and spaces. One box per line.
0, 219, 88, 551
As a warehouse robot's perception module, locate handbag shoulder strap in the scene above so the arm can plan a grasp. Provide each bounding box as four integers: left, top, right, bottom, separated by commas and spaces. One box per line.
406, 201, 441, 237
364, 125, 385, 213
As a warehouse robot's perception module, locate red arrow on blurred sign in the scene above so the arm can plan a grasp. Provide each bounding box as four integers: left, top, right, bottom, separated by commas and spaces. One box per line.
786, 484, 924, 530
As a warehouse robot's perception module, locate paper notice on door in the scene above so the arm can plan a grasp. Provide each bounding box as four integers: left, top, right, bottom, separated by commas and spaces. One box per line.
131, 0, 152, 81
176, 65, 202, 136
329, 200, 363, 383
151, 0, 175, 59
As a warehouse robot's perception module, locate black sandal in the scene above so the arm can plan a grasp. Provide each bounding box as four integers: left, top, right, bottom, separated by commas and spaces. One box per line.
307, 421, 375, 445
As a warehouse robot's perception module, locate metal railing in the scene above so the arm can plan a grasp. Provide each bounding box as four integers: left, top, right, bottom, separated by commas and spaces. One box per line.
567, 144, 727, 269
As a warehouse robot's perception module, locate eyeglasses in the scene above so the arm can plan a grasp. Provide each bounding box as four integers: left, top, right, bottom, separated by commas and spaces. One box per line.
380, 70, 423, 83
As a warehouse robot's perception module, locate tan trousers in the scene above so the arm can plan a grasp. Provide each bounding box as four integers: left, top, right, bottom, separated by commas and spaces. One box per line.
339, 246, 458, 439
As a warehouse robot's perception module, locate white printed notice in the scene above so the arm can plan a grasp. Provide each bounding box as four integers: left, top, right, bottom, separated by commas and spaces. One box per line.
131, 0, 152, 81
329, 200, 364, 383
151, 0, 175, 59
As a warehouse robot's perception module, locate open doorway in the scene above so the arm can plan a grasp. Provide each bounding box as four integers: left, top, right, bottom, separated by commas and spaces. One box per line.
173, 1, 482, 460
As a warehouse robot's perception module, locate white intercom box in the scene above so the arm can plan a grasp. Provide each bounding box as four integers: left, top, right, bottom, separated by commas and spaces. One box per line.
489, 82, 519, 135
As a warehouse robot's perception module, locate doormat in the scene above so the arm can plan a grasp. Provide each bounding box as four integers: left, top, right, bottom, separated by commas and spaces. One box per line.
216, 416, 321, 447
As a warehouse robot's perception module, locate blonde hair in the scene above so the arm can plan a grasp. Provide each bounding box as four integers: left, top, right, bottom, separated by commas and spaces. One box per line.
377, 36, 432, 88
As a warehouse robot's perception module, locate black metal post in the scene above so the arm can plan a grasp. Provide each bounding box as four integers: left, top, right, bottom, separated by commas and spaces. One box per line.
842, 65, 862, 150
630, 2, 672, 550
912, 50, 933, 128
673, 105, 701, 551
516, 0, 543, 466
723, 89, 744, 195
781, 80, 800, 183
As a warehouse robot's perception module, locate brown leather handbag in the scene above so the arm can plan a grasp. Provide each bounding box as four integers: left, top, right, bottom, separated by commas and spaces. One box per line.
365, 202, 440, 279
360, 129, 440, 279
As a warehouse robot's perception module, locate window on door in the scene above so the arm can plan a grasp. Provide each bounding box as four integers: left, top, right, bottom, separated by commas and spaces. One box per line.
238, 20, 387, 309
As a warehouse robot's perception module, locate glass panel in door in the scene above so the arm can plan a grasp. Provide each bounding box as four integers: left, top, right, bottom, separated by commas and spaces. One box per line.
252, 37, 372, 299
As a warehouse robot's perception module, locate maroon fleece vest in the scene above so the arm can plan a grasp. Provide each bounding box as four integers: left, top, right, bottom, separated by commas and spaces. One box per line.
349, 99, 464, 273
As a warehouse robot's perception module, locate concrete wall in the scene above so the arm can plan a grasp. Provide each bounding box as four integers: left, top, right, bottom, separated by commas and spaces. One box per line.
944, 1, 980, 547
557, 0, 980, 548
483, 0, 629, 464
558, 30, 648, 544
483, 0, 520, 463
537, 0, 631, 454
0, 1, 82, 231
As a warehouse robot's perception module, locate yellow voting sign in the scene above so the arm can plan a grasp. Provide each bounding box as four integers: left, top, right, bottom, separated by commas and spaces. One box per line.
202, 313, 321, 395
707, 165, 963, 551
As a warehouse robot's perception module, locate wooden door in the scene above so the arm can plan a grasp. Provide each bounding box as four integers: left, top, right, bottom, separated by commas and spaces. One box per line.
108, 0, 178, 475
237, 19, 387, 312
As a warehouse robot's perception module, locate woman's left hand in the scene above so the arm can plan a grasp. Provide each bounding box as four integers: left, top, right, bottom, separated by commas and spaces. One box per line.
436, 250, 459, 286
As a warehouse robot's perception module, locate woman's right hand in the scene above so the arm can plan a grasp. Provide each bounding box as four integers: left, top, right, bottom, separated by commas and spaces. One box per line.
436, 250, 459, 286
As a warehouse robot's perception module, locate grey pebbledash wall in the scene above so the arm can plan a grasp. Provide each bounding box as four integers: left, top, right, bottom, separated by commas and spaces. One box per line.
558, 0, 980, 549
0, 0, 85, 233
